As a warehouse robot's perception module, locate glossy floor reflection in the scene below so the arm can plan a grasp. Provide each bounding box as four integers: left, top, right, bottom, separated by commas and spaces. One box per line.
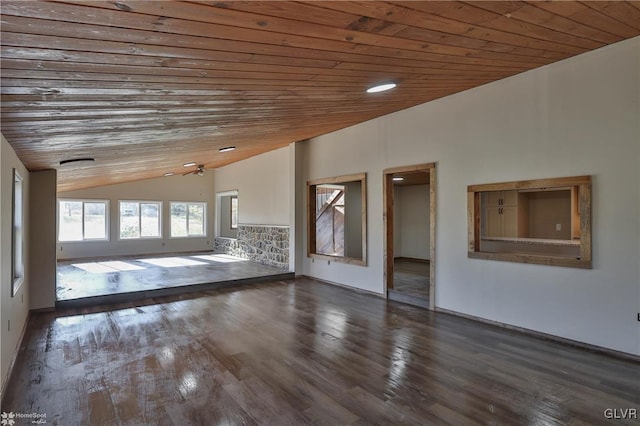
4, 278, 638, 425
393, 258, 430, 299
57, 252, 289, 301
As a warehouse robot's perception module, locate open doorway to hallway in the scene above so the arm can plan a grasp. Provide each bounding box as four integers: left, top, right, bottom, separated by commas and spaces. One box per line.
384, 163, 436, 309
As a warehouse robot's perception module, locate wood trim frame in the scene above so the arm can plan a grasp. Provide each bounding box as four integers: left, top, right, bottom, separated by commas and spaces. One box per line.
307, 173, 367, 266
467, 175, 592, 269
383, 163, 436, 310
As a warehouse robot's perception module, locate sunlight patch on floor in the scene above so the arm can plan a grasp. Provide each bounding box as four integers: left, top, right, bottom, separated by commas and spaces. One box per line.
138, 257, 208, 268
71, 261, 146, 273
100, 261, 146, 271
193, 254, 247, 263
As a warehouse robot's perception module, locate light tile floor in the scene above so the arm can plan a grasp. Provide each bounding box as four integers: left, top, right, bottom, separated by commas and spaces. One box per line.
57, 252, 289, 301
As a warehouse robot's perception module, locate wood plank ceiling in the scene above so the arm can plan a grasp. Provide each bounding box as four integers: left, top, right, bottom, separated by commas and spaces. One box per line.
2, 1, 639, 191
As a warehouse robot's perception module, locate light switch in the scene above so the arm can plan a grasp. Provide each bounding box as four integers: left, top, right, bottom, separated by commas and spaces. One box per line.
556, 223, 562, 231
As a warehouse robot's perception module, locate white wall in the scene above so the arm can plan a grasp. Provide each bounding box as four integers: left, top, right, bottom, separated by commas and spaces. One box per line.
300, 122, 385, 292
299, 37, 640, 356
29, 170, 57, 310
394, 184, 430, 260
57, 173, 215, 259
1, 134, 30, 394
213, 146, 291, 226
214, 146, 293, 270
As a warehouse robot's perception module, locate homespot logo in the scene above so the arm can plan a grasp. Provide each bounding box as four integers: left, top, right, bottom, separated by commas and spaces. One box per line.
1, 412, 47, 425
604, 408, 637, 420
1, 412, 15, 426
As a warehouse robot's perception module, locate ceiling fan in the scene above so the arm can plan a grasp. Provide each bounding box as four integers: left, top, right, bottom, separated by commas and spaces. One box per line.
182, 164, 206, 176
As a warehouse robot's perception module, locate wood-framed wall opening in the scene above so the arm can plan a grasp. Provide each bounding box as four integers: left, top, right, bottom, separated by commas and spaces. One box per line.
383, 163, 436, 310
307, 173, 367, 266
467, 175, 592, 269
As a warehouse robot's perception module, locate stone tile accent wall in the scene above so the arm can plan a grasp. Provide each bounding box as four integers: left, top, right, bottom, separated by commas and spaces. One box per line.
213, 237, 240, 254
214, 225, 289, 269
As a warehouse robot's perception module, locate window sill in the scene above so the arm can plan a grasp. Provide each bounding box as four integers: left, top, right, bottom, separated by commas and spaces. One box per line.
308, 253, 367, 266
481, 237, 579, 247
468, 251, 591, 269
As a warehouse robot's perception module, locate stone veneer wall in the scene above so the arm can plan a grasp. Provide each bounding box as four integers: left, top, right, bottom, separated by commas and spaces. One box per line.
214, 225, 289, 269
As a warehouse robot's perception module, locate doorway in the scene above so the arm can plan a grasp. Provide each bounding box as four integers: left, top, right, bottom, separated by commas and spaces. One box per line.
384, 163, 436, 310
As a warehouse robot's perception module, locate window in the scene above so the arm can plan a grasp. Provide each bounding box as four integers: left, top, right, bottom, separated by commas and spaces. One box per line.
467, 175, 592, 268
170, 202, 206, 237
230, 196, 238, 229
58, 199, 108, 241
12, 169, 24, 296
119, 201, 161, 239
217, 191, 237, 239
308, 173, 367, 266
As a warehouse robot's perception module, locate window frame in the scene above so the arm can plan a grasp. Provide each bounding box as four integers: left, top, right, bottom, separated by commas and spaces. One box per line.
12, 169, 24, 296
118, 200, 162, 240
58, 198, 110, 242
170, 201, 207, 238
467, 175, 592, 269
307, 173, 367, 266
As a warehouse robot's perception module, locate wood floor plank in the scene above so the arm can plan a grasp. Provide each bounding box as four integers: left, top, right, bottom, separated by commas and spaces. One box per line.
2, 278, 638, 425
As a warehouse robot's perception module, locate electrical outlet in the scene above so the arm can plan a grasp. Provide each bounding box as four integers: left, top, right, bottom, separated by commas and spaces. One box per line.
556, 223, 562, 231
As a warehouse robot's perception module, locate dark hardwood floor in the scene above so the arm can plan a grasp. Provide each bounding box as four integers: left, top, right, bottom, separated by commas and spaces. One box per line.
393, 258, 430, 299
2, 278, 638, 425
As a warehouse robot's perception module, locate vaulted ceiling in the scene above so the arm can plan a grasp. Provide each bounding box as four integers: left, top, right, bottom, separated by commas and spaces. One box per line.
2, 1, 639, 191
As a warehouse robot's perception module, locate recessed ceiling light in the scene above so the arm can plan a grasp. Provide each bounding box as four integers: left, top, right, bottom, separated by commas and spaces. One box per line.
59, 157, 95, 165
393, 176, 404, 182
113, 2, 133, 12
163, 172, 174, 177
219, 146, 236, 153
183, 162, 197, 167
367, 82, 397, 93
